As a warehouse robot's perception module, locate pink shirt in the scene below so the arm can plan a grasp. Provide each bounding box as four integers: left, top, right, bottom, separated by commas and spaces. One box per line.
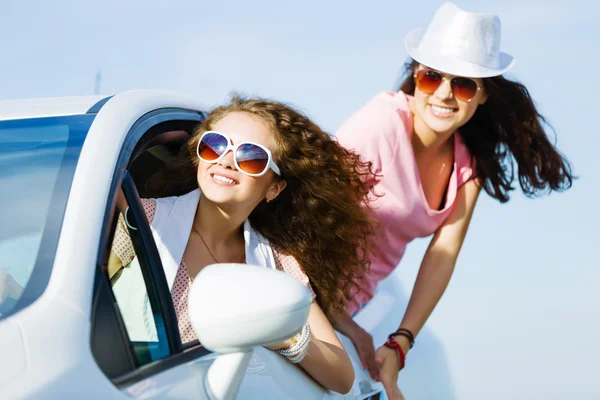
336, 91, 475, 315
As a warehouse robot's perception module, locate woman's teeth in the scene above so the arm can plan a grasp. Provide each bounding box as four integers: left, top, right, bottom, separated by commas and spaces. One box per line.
431, 105, 455, 114
213, 174, 236, 184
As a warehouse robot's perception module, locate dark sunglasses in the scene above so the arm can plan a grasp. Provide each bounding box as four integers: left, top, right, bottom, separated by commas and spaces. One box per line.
196, 131, 281, 177
414, 69, 482, 102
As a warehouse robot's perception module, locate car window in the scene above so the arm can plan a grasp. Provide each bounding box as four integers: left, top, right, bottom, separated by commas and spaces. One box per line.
91, 112, 206, 384
108, 185, 172, 366
0, 115, 93, 319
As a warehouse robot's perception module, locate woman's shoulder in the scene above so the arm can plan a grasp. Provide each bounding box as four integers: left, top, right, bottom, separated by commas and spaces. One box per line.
141, 198, 157, 208
375, 90, 411, 106
362, 90, 412, 118
337, 91, 413, 143
152, 190, 200, 210
140, 198, 157, 223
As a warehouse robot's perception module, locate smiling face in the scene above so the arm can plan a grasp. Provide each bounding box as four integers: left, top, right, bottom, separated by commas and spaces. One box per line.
412, 64, 488, 136
196, 112, 286, 211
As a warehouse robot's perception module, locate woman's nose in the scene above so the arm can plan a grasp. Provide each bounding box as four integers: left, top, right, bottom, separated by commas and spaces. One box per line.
216, 149, 236, 170
434, 78, 454, 101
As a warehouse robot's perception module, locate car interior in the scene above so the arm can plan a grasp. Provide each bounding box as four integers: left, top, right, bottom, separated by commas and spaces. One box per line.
127, 121, 198, 198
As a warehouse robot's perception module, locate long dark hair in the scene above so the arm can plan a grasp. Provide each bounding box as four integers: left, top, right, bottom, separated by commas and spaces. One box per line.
146, 95, 377, 315
399, 59, 574, 202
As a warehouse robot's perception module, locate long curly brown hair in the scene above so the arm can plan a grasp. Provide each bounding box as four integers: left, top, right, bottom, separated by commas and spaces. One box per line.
146, 95, 377, 314
398, 59, 574, 202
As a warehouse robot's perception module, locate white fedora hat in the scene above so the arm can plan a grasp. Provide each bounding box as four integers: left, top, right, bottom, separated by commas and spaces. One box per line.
405, 2, 515, 78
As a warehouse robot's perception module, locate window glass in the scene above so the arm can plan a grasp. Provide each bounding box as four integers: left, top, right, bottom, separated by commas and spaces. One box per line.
108, 189, 171, 365
0, 115, 93, 319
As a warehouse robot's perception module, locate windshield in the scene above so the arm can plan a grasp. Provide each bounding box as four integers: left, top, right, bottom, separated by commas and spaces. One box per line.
0, 114, 94, 319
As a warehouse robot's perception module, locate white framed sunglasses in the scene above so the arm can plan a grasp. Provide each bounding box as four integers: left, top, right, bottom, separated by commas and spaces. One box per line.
196, 131, 281, 177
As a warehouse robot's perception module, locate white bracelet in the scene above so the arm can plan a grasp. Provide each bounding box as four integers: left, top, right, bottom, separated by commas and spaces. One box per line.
124, 207, 137, 231
287, 341, 309, 363
278, 328, 309, 356
278, 324, 310, 356
277, 323, 311, 363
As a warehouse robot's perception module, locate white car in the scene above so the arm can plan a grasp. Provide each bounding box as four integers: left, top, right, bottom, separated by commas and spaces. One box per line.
0, 91, 393, 399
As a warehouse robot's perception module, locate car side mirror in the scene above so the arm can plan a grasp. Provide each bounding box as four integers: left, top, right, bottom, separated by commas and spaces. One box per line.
188, 263, 312, 400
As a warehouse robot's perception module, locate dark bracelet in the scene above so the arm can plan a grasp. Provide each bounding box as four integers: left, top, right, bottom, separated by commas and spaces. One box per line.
388, 328, 415, 348
395, 328, 415, 342
396, 328, 415, 340
389, 331, 414, 348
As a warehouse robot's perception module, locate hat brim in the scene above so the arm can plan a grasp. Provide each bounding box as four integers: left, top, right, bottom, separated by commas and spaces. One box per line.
404, 28, 515, 78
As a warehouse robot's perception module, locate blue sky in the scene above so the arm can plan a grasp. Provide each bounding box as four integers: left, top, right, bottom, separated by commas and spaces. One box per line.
1, 0, 598, 398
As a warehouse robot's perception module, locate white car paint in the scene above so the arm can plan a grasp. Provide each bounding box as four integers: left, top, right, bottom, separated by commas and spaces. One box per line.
0, 91, 387, 399
0, 95, 106, 121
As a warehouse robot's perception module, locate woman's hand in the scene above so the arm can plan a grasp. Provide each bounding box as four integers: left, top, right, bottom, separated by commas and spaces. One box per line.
328, 310, 379, 380
349, 324, 379, 380
375, 337, 409, 400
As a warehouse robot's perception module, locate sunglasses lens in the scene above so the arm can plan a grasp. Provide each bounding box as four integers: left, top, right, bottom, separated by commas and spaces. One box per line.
199, 132, 228, 161
236, 143, 269, 175
416, 70, 443, 94
452, 77, 479, 102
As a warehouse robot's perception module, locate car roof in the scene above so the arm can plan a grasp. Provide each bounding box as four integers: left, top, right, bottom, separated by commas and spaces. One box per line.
0, 95, 112, 121
0, 90, 210, 122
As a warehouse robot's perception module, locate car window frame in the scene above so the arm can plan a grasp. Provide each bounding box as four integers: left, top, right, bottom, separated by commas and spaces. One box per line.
120, 172, 180, 358
91, 108, 212, 387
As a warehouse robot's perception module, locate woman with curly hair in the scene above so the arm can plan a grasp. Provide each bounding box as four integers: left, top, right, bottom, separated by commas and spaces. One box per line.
109, 95, 376, 394
331, 3, 574, 399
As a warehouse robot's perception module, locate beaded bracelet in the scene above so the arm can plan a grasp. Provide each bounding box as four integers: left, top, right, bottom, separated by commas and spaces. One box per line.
278, 324, 310, 363
277, 323, 311, 364
278, 324, 310, 356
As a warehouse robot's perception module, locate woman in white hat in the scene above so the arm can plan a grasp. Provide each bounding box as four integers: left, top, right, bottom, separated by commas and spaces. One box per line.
331, 2, 574, 398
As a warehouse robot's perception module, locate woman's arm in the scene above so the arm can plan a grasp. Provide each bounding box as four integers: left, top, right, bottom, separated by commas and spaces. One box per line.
376, 179, 481, 398
269, 301, 355, 394
328, 310, 379, 380
108, 198, 157, 280
398, 178, 481, 342
108, 190, 132, 279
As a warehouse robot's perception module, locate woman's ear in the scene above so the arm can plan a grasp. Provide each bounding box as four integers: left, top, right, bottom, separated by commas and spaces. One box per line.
265, 179, 287, 203
478, 88, 489, 105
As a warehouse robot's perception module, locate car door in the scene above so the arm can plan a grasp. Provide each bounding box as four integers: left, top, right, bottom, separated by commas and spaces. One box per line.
90, 107, 212, 398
